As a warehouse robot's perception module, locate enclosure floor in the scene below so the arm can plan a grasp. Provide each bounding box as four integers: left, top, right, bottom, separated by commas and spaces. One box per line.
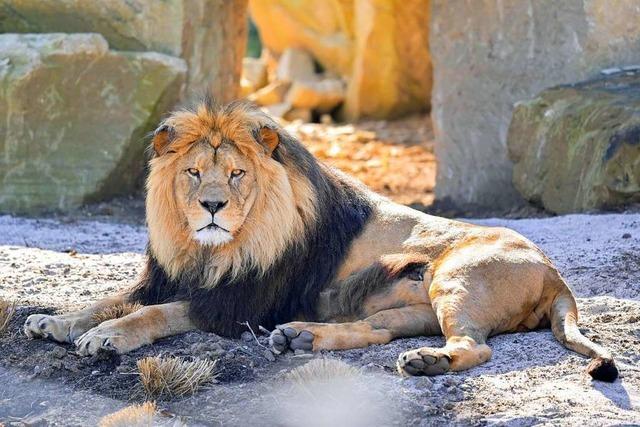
0, 213, 639, 426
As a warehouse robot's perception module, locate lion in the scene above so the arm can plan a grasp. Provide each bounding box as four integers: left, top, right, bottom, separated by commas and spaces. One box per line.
23, 99, 618, 381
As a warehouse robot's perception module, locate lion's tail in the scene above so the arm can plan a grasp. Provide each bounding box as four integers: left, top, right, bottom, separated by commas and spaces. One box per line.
549, 282, 618, 382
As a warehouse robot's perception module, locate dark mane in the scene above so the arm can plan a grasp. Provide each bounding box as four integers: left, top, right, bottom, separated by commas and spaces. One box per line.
317, 256, 428, 321
130, 126, 374, 337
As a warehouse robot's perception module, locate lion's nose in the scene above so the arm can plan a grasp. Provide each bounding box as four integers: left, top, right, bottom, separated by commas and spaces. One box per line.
199, 199, 228, 215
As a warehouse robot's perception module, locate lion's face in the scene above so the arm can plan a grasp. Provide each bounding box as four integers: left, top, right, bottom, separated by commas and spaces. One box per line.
146, 101, 317, 279
174, 140, 257, 246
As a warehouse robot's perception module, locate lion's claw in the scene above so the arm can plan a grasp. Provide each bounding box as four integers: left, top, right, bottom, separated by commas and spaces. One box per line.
74, 323, 126, 356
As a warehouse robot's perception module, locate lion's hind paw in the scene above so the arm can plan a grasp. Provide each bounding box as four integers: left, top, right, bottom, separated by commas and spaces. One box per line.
397, 348, 451, 377
269, 325, 314, 354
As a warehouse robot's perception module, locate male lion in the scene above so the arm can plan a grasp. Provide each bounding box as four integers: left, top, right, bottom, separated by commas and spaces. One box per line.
24, 99, 617, 381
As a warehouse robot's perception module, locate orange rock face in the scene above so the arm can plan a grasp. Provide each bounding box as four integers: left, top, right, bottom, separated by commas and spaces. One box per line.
249, 0, 431, 120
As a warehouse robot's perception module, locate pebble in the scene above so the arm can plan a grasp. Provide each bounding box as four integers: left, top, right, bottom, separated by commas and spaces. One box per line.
50, 346, 67, 359
263, 349, 276, 362
412, 376, 433, 388
191, 343, 210, 353
443, 376, 459, 387
116, 365, 130, 373
433, 383, 446, 393
443, 402, 455, 410
622, 233, 632, 239
241, 331, 254, 342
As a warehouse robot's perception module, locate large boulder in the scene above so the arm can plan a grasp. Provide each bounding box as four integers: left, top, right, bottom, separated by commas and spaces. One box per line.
431, 0, 640, 210
508, 72, 640, 214
249, 0, 431, 120
0, 0, 247, 101
0, 33, 187, 214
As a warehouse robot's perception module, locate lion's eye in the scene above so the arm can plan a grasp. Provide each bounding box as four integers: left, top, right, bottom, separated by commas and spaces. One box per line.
186, 168, 200, 177
230, 169, 245, 179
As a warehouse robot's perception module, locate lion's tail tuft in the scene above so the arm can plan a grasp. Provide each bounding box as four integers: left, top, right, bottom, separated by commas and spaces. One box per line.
549, 286, 618, 382
586, 356, 619, 382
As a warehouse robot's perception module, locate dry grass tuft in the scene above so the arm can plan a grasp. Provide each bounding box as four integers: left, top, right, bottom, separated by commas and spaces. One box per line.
99, 401, 156, 427
285, 358, 361, 386
0, 298, 16, 336
92, 302, 143, 324
137, 356, 218, 398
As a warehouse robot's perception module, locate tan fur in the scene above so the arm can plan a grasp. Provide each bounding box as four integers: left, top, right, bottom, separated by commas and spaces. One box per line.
74, 301, 195, 356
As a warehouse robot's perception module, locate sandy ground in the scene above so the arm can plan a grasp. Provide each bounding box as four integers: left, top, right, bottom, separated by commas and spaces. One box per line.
0, 212, 639, 426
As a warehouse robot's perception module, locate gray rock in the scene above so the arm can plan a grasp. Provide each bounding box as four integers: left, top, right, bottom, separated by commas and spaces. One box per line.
0, 33, 186, 214
0, 0, 247, 101
263, 349, 276, 362
241, 331, 254, 343
431, 0, 640, 210
50, 346, 67, 359
508, 72, 640, 214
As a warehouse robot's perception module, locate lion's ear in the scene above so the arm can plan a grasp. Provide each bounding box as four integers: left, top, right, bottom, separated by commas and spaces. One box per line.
255, 125, 280, 155
152, 124, 176, 156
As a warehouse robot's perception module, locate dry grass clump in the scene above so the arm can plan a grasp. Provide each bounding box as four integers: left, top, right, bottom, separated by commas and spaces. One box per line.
92, 302, 143, 324
0, 298, 16, 336
285, 358, 361, 385
99, 401, 156, 427
137, 356, 218, 398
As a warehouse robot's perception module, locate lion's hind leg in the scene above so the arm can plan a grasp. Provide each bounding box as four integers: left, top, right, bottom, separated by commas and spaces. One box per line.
270, 304, 439, 353
397, 277, 493, 376
24, 294, 127, 343
270, 254, 439, 353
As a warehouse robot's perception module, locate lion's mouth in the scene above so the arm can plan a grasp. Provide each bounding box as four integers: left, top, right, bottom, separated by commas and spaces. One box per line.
196, 222, 230, 233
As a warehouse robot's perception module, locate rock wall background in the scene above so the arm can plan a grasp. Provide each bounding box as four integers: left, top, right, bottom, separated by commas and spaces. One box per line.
249, 0, 431, 121
431, 0, 640, 210
0, 0, 247, 101
0, 0, 246, 214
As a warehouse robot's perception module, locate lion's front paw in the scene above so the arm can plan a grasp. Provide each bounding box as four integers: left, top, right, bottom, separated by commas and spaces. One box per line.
74, 322, 130, 356
397, 347, 451, 377
24, 314, 73, 343
269, 324, 315, 354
